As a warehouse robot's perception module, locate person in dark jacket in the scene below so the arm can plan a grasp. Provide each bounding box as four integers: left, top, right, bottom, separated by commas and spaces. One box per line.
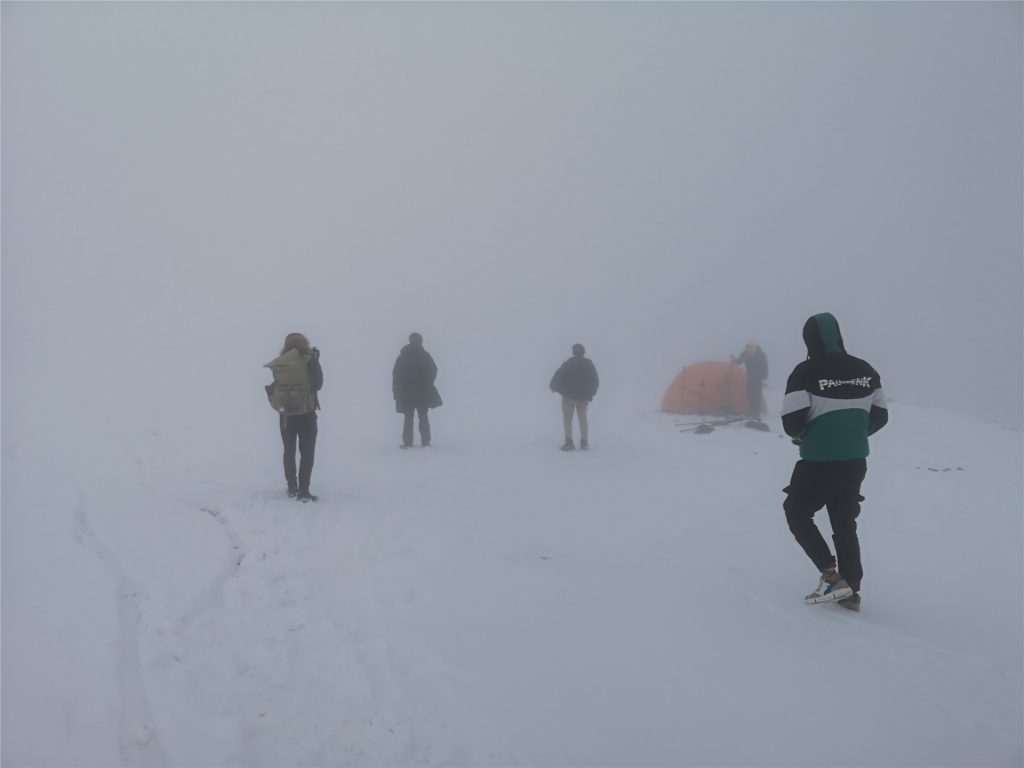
270, 332, 323, 501
393, 332, 442, 448
781, 313, 888, 611
550, 343, 599, 451
731, 341, 768, 420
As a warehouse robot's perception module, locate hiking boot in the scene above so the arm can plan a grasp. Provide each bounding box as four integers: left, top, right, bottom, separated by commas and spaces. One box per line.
803, 569, 854, 604
295, 490, 318, 502
580, 440, 589, 450
400, 443, 412, 450
561, 438, 575, 451
837, 592, 861, 612
287, 487, 299, 499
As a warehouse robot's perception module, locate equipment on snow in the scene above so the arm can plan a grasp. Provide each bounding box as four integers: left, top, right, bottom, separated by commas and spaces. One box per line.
677, 416, 772, 435
678, 416, 746, 434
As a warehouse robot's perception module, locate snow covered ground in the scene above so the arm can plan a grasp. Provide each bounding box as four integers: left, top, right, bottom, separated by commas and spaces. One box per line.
3, 382, 1021, 767
3, 4, 1021, 766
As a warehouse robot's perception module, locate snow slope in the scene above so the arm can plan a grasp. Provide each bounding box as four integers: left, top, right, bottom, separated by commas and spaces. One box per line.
4, 3, 1021, 765
3, 383, 1021, 767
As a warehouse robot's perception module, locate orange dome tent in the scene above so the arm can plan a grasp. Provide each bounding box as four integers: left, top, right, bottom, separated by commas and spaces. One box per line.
662, 361, 761, 416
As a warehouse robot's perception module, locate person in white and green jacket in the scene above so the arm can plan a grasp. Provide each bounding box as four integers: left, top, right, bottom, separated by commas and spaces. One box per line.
781, 313, 888, 611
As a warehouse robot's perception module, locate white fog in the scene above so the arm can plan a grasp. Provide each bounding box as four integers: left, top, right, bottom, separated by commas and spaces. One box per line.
3, 2, 1022, 766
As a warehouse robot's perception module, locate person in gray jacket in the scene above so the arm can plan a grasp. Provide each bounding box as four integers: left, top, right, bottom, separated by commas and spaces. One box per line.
550, 343, 599, 451
731, 341, 768, 421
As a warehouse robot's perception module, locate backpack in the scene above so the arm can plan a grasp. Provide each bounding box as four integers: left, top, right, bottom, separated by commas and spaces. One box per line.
264, 348, 314, 416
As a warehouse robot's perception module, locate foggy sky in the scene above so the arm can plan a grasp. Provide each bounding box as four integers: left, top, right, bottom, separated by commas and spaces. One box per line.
3, 1, 1022, 426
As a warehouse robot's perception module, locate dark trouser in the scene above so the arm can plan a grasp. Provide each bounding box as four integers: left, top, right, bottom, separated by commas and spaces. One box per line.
784, 458, 867, 590
402, 407, 430, 447
280, 412, 317, 492
746, 379, 763, 420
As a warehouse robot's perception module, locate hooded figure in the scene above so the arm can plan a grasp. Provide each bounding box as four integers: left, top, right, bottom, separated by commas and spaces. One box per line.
783, 314, 886, 459
392, 333, 442, 448
550, 343, 599, 450
780, 313, 888, 611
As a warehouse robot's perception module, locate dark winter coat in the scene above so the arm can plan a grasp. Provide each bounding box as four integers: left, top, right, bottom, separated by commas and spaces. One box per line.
781, 313, 888, 461
733, 347, 768, 381
393, 344, 443, 413
550, 356, 599, 402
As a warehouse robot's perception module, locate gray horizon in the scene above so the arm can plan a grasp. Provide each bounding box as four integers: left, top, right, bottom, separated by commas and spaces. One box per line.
3, 1, 1022, 427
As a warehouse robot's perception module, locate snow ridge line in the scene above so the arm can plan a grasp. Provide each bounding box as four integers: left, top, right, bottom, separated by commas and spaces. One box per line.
72, 495, 167, 767
146, 505, 245, 661
194, 505, 246, 598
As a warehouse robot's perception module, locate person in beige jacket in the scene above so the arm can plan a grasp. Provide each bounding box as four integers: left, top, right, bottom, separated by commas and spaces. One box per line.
265, 333, 323, 500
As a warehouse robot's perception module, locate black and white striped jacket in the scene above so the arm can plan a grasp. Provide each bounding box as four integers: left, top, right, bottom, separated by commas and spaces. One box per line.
782, 314, 888, 461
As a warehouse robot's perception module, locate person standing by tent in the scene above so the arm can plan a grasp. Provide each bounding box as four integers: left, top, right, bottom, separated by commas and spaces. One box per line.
781, 313, 888, 611
550, 343, 599, 451
731, 341, 768, 421
393, 332, 442, 449
264, 332, 323, 501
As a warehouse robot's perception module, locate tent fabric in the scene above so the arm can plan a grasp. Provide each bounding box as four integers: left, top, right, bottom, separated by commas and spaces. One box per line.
662, 361, 759, 415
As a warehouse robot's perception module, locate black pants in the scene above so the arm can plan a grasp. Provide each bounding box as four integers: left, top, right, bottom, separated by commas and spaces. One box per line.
402, 407, 430, 447
746, 379, 763, 420
280, 412, 317, 492
783, 458, 867, 589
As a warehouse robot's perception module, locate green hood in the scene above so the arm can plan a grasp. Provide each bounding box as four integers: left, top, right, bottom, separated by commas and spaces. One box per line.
802, 313, 846, 359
